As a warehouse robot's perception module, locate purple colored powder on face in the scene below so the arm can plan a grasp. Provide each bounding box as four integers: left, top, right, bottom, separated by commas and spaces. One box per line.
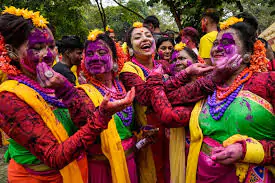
85, 40, 113, 75
21, 28, 55, 74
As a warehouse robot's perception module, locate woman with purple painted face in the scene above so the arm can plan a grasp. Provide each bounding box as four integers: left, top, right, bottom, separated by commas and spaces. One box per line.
150, 14, 275, 182
0, 7, 134, 183
75, 30, 138, 183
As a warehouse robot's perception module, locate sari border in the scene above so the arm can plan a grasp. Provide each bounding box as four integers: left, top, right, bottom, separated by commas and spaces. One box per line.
238, 90, 274, 114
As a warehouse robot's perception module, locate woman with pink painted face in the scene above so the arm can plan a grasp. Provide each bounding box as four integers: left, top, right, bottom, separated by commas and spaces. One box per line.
170, 45, 199, 76
0, 7, 134, 183
120, 22, 215, 183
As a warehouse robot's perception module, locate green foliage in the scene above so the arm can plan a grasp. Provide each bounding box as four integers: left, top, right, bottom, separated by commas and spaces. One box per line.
0, 0, 91, 40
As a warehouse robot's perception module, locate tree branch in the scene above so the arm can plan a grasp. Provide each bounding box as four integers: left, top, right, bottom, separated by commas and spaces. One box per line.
236, 0, 244, 12
112, 0, 144, 20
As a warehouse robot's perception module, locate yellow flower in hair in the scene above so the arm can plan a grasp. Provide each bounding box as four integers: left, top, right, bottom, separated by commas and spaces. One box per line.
2, 6, 48, 28
106, 25, 110, 31
32, 15, 49, 28
174, 42, 186, 51
122, 42, 128, 54
2, 6, 17, 15
220, 17, 244, 30
87, 29, 104, 41
133, 22, 143, 28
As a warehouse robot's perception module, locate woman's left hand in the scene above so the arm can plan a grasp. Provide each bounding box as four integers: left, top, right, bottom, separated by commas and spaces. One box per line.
36, 62, 68, 89
211, 143, 243, 165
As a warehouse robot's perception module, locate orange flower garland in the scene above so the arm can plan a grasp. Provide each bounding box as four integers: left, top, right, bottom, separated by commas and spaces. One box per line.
0, 34, 21, 75
249, 40, 268, 72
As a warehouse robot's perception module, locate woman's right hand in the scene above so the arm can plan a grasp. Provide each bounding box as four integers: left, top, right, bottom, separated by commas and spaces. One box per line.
185, 63, 214, 76
99, 87, 135, 116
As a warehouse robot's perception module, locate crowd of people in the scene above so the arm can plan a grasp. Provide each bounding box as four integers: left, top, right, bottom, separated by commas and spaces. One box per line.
0, 5, 274, 183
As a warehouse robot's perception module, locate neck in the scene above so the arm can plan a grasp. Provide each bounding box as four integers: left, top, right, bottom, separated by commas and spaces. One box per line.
61, 56, 72, 68
92, 72, 113, 88
224, 65, 247, 86
21, 67, 36, 81
134, 54, 154, 69
206, 24, 218, 33
154, 28, 161, 33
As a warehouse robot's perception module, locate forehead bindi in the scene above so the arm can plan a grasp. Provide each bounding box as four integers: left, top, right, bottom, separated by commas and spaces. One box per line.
132, 27, 151, 36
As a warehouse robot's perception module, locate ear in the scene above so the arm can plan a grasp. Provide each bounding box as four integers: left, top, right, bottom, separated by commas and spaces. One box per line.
5, 44, 19, 61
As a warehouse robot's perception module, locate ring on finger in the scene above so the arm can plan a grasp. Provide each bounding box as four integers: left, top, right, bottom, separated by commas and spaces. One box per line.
44, 70, 54, 78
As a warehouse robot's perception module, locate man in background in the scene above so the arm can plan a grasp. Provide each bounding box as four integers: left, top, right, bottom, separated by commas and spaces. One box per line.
53, 35, 83, 85
143, 15, 163, 43
199, 9, 219, 65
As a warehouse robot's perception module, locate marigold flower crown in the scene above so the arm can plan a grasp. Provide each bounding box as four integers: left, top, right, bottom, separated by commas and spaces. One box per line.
174, 42, 186, 51
220, 16, 243, 30
87, 29, 104, 41
133, 22, 143, 28
2, 6, 48, 28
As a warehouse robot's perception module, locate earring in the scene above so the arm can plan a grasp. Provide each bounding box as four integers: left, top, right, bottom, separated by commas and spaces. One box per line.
129, 48, 134, 57
5, 45, 19, 61
243, 54, 250, 64
113, 62, 118, 72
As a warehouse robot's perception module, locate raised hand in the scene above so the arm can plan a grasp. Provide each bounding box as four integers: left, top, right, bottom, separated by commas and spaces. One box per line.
185, 63, 214, 76
99, 87, 135, 115
36, 62, 68, 89
211, 143, 243, 165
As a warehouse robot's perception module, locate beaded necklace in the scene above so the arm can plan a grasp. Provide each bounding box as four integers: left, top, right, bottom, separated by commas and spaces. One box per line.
207, 68, 252, 120
9, 75, 65, 108
216, 67, 252, 100
131, 57, 158, 77
86, 75, 133, 126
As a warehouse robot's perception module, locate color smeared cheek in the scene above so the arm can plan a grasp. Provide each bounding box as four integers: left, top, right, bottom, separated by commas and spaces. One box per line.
158, 50, 164, 59
186, 60, 193, 67
20, 49, 40, 73
171, 51, 179, 62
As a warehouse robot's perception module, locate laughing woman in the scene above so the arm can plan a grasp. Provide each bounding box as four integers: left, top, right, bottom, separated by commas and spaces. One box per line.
120, 22, 215, 183
0, 7, 133, 183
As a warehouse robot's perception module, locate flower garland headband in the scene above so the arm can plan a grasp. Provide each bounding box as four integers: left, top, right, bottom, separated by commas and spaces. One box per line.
2, 6, 48, 28
219, 17, 243, 30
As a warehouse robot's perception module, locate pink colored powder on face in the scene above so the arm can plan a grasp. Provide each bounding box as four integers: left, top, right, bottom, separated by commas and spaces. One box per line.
84, 40, 113, 75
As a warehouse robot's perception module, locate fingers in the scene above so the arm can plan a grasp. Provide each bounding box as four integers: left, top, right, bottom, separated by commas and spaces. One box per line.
101, 92, 111, 107
211, 149, 230, 161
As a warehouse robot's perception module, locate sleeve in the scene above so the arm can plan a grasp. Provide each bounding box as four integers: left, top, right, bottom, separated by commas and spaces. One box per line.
167, 76, 215, 105
199, 35, 212, 59
0, 92, 110, 169
145, 74, 193, 127
54, 81, 110, 128
119, 71, 192, 106
259, 140, 275, 165
119, 72, 152, 106
163, 70, 191, 93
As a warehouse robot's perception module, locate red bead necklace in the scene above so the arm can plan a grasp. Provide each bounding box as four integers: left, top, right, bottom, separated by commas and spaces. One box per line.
216, 67, 252, 100
86, 75, 126, 99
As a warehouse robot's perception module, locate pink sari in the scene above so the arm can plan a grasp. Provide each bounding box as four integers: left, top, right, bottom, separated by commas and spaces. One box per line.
87, 137, 138, 183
